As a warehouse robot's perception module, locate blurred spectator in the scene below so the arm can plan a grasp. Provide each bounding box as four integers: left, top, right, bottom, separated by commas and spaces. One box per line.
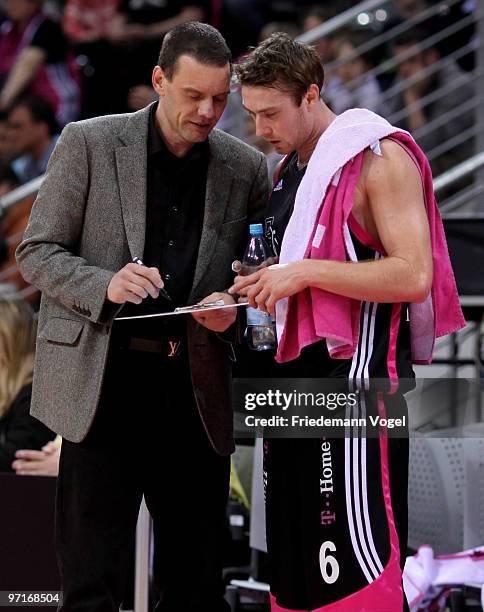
259, 21, 301, 43
0, 206, 7, 268
0, 239, 6, 268
0, 110, 15, 163
301, 6, 342, 104
385, 0, 475, 71
0, 298, 55, 472
0, 162, 39, 303
12, 437, 60, 475
301, 5, 341, 65
63, 0, 120, 43
0, 162, 19, 197
8, 96, 59, 184
387, 28, 474, 175
126, 84, 157, 111
221, 0, 270, 56
0, 0, 81, 126
62, 0, 122, 117
106, 0, 207, 109
0, 164, 21, 276
326, 31, 387, 116
110, 0, 206, 45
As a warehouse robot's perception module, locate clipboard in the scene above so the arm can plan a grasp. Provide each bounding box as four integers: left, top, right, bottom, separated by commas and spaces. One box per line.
115, 299, 247, 321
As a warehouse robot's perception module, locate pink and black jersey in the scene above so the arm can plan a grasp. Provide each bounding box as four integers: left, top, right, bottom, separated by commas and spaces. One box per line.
264, 151, 414, 386
262, 149, 411, 612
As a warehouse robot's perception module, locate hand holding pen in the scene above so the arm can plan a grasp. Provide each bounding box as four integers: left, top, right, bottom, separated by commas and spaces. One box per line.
132, 257, 171, 301
106, 257, 168, 305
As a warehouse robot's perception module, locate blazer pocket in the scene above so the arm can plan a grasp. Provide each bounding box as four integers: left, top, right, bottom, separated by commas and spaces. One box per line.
219, 216, 247, 237
39, 317, 84, 346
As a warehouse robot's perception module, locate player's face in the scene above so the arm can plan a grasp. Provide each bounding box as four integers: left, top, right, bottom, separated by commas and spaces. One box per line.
242, 85, 309, 155
153, 55, 230, 147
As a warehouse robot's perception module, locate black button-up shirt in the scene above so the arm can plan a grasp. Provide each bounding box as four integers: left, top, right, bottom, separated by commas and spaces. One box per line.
117, 103, 209, 341
143, 103, 209, 308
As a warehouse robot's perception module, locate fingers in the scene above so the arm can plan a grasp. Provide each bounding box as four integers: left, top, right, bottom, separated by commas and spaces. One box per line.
42, 441, 58, 454
192, 305, 237, 332
200, 311, 233, 323
265, 294, 277, 316
12, 449, 59, 476
199, 292, 224, 305
15, 449, 45, 460
193, 308, 234, 324
128, 264, 163, 298
125, 281, 149, 301
188, 291, 240, 331
254, 287, 271, 313
210, 309, 236, 323
12, 461, 42, 475
12, 453, 44, 475
229, 270, 262, 295
107, 263, 164, 304
247, 282, 263, 309
245, 274, 278, 313
199, 292, 236, 307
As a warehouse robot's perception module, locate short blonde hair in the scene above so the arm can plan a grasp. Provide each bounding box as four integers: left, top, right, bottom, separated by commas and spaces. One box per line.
0, 299, 36, 418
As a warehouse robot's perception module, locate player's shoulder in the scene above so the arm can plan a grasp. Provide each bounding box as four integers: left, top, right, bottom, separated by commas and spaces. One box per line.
379, 137, 413, 161
363, 137, 419, 187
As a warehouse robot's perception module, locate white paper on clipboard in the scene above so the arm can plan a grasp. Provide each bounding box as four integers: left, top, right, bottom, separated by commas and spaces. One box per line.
115, 301, 247, 321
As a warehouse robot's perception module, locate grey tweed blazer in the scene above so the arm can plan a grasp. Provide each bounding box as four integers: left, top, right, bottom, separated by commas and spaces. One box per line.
16, 103, 268, 455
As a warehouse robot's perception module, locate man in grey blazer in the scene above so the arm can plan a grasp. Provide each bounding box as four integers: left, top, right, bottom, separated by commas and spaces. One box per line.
16, 22, 268, 611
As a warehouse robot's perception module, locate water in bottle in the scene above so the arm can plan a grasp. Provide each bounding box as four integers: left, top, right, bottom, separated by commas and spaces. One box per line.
242, 223, 277, 351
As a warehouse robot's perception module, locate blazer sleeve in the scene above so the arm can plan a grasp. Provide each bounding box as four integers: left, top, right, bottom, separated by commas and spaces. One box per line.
15, 122, 116, 324
0, 385, 56, 472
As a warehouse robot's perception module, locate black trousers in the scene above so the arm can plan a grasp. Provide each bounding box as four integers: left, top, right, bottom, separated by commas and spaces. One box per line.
56, 336, 231, 612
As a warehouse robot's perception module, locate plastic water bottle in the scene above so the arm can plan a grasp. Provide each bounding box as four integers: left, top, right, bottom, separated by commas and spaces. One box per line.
242, 224, 277, 351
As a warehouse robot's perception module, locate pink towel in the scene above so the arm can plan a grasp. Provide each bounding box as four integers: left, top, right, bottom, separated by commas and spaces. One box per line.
275, 109, 465, 364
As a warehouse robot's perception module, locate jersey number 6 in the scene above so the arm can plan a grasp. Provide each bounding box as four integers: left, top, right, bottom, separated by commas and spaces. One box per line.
319, 541, 340, 584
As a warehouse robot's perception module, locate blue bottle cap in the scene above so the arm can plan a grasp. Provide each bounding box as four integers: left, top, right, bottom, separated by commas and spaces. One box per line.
249, 223, 264, 236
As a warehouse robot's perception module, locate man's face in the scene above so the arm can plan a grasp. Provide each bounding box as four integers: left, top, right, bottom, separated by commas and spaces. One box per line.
336, 42, 366, 84
155, 55, 230, 146
303, 17, 332, 63
242, 85, 308, 155
394, 42, 436, 80
0, 119, 14, 162
7, 105, 46, 157
4, 0, 40, 24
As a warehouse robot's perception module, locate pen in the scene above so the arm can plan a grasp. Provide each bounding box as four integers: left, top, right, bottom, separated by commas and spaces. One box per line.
132, 257, 172, 301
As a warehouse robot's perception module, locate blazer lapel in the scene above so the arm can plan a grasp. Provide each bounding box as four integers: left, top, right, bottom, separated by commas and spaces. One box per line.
115, 105, 151, 260
191, 131, 234, 297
